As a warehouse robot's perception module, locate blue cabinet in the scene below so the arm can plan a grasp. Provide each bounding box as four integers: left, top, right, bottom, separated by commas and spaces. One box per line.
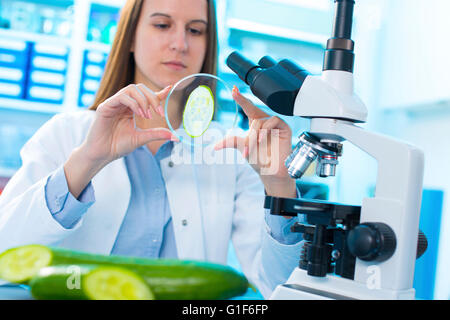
78, 49, 107, 108
0, 38, 30, 99
25, 43, 68, 104
0, 41, 29, 68
0, 38, 70, 104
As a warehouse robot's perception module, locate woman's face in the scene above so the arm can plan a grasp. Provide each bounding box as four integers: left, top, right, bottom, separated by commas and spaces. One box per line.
132, 0, 209, 91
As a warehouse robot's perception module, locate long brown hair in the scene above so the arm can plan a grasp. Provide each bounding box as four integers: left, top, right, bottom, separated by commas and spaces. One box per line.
89, 0, 218, 111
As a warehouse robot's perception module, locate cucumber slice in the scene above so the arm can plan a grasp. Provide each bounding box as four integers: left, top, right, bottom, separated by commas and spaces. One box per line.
30, 265, 154, 300
182, 85, 215, 138
84, 266, 153, 300
0, 244, 52, 283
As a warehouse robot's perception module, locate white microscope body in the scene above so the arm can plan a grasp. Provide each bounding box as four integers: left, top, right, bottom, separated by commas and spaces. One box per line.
227, 0, 425, 300
270, 70, 424, 300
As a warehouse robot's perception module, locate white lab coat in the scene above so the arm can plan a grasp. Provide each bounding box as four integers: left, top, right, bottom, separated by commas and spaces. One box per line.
0, 110, 302, 298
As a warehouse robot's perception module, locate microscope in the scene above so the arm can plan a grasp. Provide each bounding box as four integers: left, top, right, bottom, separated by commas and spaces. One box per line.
226, 0, 428, 299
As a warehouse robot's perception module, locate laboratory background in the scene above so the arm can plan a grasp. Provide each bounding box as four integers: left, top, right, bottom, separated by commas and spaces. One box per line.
0, 0, 448, 300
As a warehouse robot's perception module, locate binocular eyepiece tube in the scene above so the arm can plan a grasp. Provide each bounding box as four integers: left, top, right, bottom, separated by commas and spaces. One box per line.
226, 51, 261, 85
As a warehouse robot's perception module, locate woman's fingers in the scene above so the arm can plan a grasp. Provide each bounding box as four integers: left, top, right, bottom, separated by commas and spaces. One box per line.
232, 86, 269, 120
129, 84, 153, 119
261, 116, 283, 130
100, 84, 172, 120
214, 117, 272, 159
112, 85, 144, 117
137, 84, 171, 117
102, 94, 141, 118
259, 116, 286, 142
137, 84, 173, 117
136, 127, 179, 147
245, 118, 264, 159
154, 86, 173, 116
133, 84, 164, 118
133, 84, 154, 119
156, 85, 173, 101
214, 135, 247, 156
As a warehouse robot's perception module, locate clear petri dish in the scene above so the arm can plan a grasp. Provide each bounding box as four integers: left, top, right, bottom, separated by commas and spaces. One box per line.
164, 73, 238, 147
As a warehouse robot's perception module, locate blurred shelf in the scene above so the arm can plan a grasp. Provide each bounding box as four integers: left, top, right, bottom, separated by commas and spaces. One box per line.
0, 97, 63, 114
0, 29, 113, 56
0, 29, 71, 46
90, 0, 125, 8
84, 41, 111, 54
227, 18, 328, 47
0, 0, 122, 113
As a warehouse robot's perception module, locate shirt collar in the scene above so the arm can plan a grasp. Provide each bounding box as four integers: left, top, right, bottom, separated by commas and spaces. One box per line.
138, 141, 174, 162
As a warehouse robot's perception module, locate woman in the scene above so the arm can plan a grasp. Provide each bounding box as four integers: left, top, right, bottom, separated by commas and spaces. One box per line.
0, 0, 303, 298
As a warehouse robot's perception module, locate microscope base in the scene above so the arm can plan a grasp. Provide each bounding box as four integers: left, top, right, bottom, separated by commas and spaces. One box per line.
270, 268, 415, 300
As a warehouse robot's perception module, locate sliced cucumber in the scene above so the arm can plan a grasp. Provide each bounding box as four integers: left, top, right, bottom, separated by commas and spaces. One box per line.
0, 245, 250, 300
30, 265, 154, 300
182, 85, 215, 138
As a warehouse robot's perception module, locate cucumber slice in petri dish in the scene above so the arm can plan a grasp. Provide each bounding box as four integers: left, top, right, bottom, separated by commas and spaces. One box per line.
163, 73, 239, 147
182, 85, 215, 138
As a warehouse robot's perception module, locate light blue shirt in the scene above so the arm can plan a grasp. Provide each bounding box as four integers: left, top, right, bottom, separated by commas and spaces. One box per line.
110, 142, 177, 258
44, 142, 302, 258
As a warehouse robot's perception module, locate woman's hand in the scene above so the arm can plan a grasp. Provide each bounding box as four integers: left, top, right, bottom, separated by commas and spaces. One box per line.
214, 86, 297, 199
64, 84, 177, 198
80, 84, 177, 167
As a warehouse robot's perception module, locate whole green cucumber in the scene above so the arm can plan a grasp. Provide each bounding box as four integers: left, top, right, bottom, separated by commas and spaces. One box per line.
29, 264, 154, 300
0, 244, 250, 300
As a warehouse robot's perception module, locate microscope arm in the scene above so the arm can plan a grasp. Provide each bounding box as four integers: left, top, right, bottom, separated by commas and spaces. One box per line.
310, 118, 424, 291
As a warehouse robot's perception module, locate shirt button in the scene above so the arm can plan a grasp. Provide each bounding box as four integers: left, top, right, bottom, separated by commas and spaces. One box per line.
182, 219, 188, 226
168, 161, 174, 168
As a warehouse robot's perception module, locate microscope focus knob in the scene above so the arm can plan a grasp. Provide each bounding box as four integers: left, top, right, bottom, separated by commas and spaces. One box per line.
347, 223, 396, 262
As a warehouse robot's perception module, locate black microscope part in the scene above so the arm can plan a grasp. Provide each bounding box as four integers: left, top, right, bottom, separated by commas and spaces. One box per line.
305, 224, 334, 277
346, 222, 397, 262
346, 223, 429, 262
417, 230, 428, 259
323, 0, 356, 73
265, 195, 429, 281
226, 51, 309, 116
265, 195, 361, 280
264, 196, 361, 226
258, 56, 277, 68
296, 222, 356, 280
332, 0, 355, 40
226, 51, 259, 84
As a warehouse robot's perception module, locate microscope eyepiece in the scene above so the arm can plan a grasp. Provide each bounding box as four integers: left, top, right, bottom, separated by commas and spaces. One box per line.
226, 51, 310, 116
258, 56, 277, 68
226, 51, 260, 85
